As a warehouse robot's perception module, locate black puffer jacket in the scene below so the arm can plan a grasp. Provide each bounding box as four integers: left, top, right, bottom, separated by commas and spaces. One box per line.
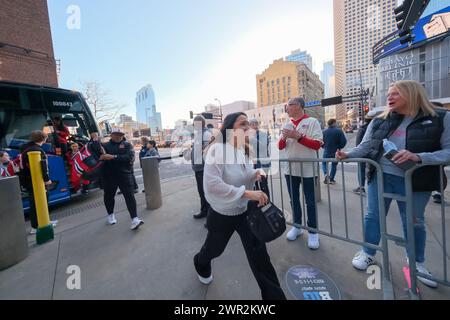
102, 140, 135, 175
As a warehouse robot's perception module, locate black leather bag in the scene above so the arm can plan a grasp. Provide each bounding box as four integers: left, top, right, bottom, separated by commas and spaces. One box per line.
247, 179, 286, 243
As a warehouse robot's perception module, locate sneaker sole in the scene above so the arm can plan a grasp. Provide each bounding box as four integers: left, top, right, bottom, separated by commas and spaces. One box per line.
198, 274, 213, 285
417, 276, 438, 288
131, 221, 144, 230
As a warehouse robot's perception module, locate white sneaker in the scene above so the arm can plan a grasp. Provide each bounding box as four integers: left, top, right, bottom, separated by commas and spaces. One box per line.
107, 214, 117, 225
416, 263, 438, 288
308, 233, 320, 250
29, 228, 37, 235
286, 227, 304, 241
131, 217, 144, 230
352, 250, 376, 270
51, 220, 58, 228
198, 274, 213, 285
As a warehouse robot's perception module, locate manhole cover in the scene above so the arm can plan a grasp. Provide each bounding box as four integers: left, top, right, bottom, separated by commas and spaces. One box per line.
285, 265, 341, 300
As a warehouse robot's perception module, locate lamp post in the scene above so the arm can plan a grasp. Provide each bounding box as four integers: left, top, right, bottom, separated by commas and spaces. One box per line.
214, 98, 222, 121
346, 69, 365, 124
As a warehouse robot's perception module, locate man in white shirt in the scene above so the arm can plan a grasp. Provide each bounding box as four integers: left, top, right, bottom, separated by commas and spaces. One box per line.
278, 97, 323, 249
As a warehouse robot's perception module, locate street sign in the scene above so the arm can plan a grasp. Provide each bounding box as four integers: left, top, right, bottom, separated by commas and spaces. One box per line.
322, 96, 343, 107
305, 100, 321, 108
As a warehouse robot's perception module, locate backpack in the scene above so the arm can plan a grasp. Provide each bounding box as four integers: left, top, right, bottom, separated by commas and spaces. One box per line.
72, 143, 103, 179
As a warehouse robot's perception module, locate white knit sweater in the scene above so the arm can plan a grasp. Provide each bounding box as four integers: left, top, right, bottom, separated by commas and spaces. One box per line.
203, 143, 257, 216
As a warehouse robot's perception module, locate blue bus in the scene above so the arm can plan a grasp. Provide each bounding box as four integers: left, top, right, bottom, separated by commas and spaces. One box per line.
0, 80, 105, 211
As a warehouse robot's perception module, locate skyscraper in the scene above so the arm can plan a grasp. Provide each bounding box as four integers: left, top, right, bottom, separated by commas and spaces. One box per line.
334, 0, 398, 124
320, 61, 336, 98
285, 49, 313, 71
136, 85, 162, 134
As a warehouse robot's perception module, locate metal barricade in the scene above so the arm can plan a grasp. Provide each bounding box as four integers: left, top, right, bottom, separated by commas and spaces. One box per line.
265, 157, 394, 299
404, 162, 450, 298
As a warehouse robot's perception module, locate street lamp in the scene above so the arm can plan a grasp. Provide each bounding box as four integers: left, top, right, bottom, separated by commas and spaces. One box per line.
346, 69, 366, 124
214, 98, 223, 121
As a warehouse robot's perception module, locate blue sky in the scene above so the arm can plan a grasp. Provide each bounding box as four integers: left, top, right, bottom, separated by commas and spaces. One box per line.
48, 0, 334, 128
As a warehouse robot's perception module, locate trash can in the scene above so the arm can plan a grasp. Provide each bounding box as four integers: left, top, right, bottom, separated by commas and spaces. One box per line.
0, 176, 28, 270
141, 157, 162, 210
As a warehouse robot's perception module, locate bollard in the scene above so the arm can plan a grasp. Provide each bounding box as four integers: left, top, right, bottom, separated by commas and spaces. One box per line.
141, 157, 162, 210
0, 176, 28, 270
28, 151, 54, 245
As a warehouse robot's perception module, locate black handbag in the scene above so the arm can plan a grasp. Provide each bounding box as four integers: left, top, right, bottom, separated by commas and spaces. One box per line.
247, 179, 286, 243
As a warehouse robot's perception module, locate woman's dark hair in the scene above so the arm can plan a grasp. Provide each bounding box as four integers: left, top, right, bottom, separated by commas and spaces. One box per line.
53, 117, 65, 130
217, 112, 250, 156
219, 112, 247, 144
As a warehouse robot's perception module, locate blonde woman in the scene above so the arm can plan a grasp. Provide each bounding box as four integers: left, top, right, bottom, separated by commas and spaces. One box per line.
337, 80, 450, 288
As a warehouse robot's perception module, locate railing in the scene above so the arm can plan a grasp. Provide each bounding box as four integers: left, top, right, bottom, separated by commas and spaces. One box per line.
264, 157, 394, 300
404, 162, 450, 298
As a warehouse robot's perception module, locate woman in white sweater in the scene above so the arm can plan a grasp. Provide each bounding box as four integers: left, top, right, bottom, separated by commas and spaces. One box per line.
193, 112, 286, 300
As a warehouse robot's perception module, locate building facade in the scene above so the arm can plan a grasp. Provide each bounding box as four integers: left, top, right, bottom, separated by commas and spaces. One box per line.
286, 49, 313, 71
0, 0, 58, 87
256, 59, 324, 108
376, 36, 450, 109
334, 0, 398, 124
135, 85, 162, 134
221, 100, 255, 119
320, 61, 336, 98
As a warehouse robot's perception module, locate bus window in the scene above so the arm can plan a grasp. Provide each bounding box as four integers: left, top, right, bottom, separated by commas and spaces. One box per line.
0, 87, 44, 110
0, 110, 48, 149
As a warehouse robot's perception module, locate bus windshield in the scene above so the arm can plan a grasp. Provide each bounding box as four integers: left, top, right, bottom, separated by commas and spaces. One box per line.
0, 84, 96, 150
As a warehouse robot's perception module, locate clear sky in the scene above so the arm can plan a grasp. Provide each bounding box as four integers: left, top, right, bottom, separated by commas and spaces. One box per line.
47, 0, 334, 129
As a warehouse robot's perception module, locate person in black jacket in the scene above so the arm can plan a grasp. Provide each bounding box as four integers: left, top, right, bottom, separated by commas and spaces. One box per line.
19, 130, 57, 233
322, 119, 347, 184
100, 129, 144, 231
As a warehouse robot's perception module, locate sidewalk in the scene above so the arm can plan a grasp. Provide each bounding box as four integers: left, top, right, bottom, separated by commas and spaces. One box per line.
0, 171, 449, 300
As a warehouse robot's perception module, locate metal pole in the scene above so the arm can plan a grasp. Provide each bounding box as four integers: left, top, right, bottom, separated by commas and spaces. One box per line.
28, 151, 54, 245
0, 176, 28, 270
142, 157, 162, 210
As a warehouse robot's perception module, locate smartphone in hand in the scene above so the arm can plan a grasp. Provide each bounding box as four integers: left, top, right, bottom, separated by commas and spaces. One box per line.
384, 150, 416, 171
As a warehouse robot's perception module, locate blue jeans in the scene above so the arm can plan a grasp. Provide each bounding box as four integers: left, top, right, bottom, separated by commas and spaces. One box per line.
364, 173, 431, 263
285, 176, 317, 233
357, 163, 366, 187
322, 162, 337, 181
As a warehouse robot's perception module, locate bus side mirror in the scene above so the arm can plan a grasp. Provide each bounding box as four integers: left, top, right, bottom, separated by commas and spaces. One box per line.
104, 121, 112, 135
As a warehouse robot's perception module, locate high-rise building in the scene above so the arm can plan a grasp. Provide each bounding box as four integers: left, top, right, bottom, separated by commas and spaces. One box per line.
256, 59, 324, 108
0, 0, 58, 87
334, 0, 398, 124
286, 49, 313, 71
135, 85, 162, 134
320, 61, 336, 98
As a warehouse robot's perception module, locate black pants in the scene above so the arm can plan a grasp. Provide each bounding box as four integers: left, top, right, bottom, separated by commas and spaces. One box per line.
24, 184, 48, 229
195, 170, 210, 215
103, 174, 137, 219
195, 208, 286, 300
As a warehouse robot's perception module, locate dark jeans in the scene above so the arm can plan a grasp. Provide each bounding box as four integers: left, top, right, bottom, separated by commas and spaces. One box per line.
285, 175, 317, 233
195, 208, 286, 300
195, 170, 210, 215
103, 174, 137, 219
358, 163, 366, 187
321, 162, 338, 181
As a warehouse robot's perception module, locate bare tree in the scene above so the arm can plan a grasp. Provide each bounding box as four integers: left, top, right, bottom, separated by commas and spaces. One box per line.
80, 81, 125, 123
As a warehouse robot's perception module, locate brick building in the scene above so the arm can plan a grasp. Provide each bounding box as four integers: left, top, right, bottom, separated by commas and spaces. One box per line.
0, 0, 58, 87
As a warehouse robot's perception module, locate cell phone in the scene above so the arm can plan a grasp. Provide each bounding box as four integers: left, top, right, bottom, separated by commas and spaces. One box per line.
383, 150, 416, 171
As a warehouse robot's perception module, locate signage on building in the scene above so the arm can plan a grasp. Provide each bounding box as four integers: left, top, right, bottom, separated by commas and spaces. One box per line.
285, 265, 341, 300
373, 5, 450, 64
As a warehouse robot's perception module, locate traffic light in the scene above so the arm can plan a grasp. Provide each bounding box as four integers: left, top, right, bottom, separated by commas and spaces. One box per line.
364, 105, 369, 115
189, 111, 194, 119
394, 0, 413, 30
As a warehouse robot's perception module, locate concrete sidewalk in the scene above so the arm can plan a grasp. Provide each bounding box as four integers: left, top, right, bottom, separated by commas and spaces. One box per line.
0, 171, 449, 300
